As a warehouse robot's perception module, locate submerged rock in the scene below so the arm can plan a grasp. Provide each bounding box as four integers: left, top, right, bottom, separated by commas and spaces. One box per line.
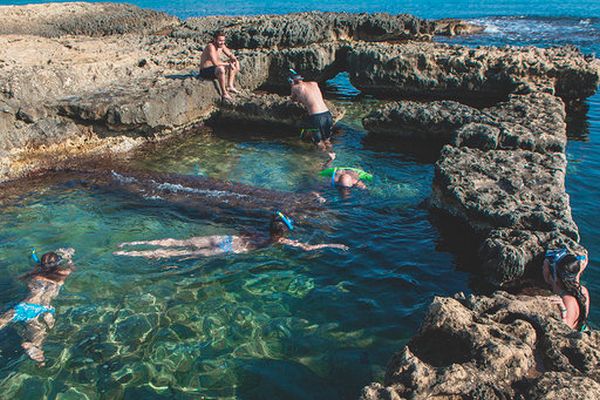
361, 291, 600, 400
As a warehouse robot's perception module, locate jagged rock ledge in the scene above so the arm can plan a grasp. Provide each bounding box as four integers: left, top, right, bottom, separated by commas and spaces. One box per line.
361, 291, 600, 400
362, 92, 591, 285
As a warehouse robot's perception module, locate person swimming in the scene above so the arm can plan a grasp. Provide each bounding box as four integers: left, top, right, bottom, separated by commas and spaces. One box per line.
321, 152, 369, 190
0, 248, 75, 365
543, 249, 590, 331
113, 212, 349, 259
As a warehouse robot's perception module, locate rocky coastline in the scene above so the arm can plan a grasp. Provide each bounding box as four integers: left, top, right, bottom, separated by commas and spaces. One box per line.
1, 3, 599, 399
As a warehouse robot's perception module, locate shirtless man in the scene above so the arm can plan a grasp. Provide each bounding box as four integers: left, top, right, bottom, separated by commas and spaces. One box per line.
289, 70, 334, 151
199, 30, 240, 101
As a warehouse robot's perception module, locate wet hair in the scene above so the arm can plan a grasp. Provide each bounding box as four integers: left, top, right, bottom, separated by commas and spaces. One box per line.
19, 251, 66, 282
556, 254, 588, 330
214, 30, 226, 39
269, 215, 290, 239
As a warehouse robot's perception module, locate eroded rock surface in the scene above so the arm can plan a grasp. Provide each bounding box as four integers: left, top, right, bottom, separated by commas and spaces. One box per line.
214, 93, 343, 130
174, 12, 436, 49
361, 291, 600, 400
0, 2, 178, 37
364, 93, 567, 153
1, 3, 598, 184
346, 42, 600, 101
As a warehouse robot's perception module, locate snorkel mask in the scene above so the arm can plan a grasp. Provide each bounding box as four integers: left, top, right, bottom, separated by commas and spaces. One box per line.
31, 248, 64, 270
288, 68, 304, 85
545, 248, 586, 281
276, 211, 294, 231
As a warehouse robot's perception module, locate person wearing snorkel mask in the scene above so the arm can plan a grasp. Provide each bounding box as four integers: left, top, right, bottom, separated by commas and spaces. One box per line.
289, 70, 334, 152
543, 248, 590, 332
0, 248, 75, 366
114, 212, 348, 259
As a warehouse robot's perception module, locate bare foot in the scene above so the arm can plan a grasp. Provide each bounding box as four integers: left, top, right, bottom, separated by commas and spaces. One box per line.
227, 87, 239, 94
222, 93, 233, 102
22, 342, 45, 364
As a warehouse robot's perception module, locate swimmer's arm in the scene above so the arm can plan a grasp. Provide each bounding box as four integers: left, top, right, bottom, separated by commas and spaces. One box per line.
279, 238, 349, 251
323, 152, 336, 168
222, 46, 238, 63
0, 310, 15, 330
355, 180, 367, 189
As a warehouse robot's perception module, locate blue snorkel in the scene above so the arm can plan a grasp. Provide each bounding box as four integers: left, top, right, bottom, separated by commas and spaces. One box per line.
276, 211, 294, 231
31, 248, 41, 264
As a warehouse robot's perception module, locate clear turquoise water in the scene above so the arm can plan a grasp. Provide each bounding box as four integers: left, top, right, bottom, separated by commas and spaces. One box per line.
0, 1, 599, 399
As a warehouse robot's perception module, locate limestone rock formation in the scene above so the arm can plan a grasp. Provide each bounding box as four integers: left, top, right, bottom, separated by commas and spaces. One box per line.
174, 12, 437, 49
361, 291, 600, 400
0, 2, 178, 37
362, 100, 492, 142
346, 42, 600, 102
363, 93, 567, 153
214, 93, 343, 130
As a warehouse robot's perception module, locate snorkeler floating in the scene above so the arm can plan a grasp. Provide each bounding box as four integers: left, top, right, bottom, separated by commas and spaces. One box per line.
321, 152, 371, 189
113, 211, 348, 259
0, 248, 75, 366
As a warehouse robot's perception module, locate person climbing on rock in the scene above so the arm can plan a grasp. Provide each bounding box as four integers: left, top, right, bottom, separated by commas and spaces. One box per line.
543, 248, 590, 331
114, 212, 348, 259
199, 30, 240, 101
289, 69, 335, 152
0, 248, 76, 366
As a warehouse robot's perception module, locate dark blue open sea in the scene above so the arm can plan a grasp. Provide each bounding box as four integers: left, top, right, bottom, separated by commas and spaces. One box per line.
0, 1, 598, 399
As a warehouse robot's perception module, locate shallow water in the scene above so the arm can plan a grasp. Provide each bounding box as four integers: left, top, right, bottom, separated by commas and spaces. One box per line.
0, 83, 469, 398
0, 1, 599, 399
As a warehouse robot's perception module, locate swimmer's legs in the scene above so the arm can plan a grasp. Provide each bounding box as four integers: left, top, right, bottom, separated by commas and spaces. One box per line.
118, 236, 225, 249
114, 248, 220, 259
22, 318, 49, 365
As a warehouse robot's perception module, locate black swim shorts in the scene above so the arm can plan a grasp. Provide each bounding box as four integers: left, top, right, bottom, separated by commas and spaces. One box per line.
307, 111, 333, 144
199, 66, 217, 79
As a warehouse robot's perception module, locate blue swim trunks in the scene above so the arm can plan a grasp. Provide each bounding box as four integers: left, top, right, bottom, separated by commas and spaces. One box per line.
12, 302, 55, 322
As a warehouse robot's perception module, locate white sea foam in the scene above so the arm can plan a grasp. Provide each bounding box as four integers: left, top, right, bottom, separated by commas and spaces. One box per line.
153, 181, 250, 199
483, 23, 501, 34
111, 171, 138, 184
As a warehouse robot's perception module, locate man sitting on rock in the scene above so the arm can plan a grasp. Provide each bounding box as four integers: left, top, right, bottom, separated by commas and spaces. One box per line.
199, 30, 240, 101
289, 70, 334, 152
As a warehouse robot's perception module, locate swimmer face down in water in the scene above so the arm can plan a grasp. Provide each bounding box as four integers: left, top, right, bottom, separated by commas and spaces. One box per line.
113, 213, 349, 259
0, 248, 75, 366
324, 152, 367, 190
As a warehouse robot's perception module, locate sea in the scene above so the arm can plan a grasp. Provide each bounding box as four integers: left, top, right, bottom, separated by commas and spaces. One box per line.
0, 1, 598, 399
